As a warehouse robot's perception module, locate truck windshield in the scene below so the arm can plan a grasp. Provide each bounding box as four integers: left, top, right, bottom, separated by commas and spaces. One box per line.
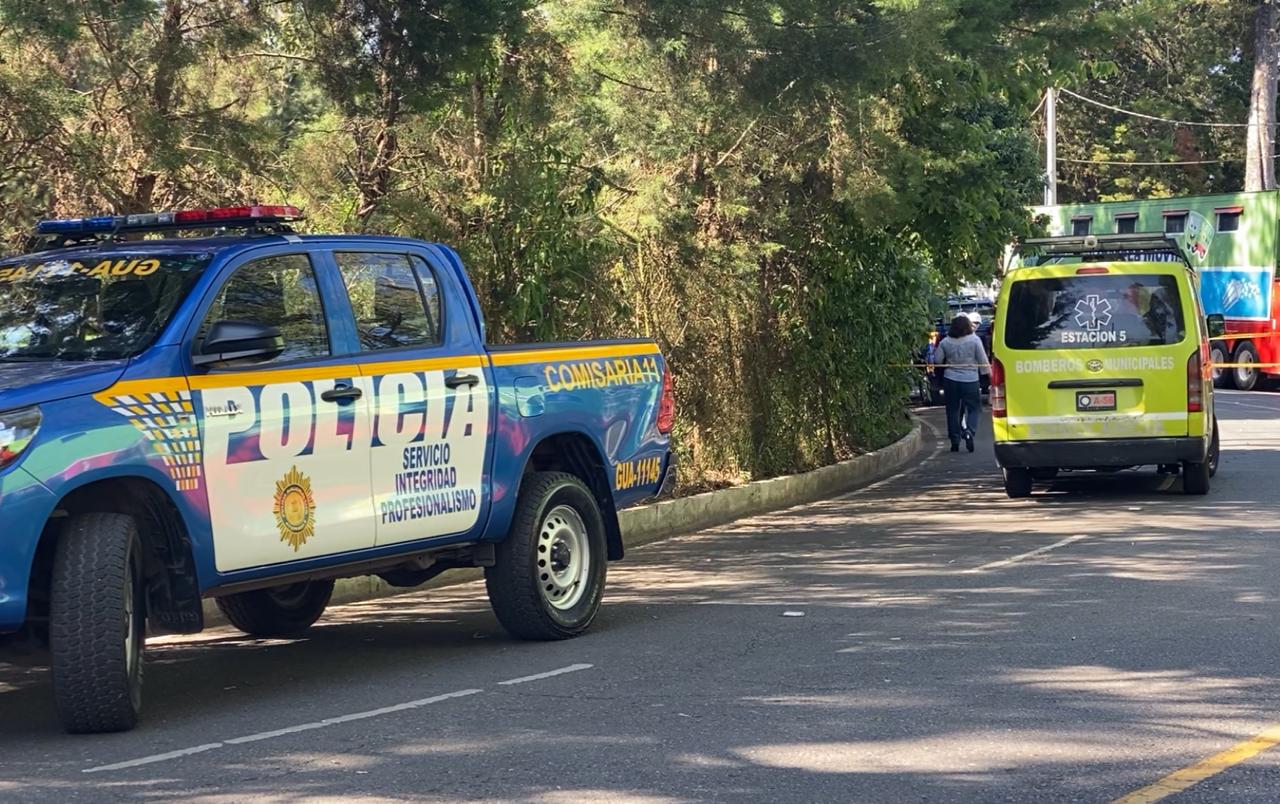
1004, 274, 1185, 350
0, 253, 210, 361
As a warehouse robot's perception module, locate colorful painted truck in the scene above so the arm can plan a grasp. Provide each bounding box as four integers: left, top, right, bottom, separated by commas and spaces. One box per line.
0, 206, 675, 733
1036, 191, 1279, 390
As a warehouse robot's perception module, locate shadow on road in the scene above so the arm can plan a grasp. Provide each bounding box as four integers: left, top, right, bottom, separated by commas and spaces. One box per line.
0, 408, 1278, 801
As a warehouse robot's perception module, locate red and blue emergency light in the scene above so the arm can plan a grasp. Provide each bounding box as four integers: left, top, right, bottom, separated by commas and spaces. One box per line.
34, 205, 303, 236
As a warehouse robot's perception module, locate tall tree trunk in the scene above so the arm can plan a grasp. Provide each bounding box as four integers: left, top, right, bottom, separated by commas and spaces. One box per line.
1246, 0, 1279, 191
127, 0, 185, 211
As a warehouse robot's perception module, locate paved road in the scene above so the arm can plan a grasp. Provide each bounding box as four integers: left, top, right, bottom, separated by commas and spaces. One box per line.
3, 391, 1280, 802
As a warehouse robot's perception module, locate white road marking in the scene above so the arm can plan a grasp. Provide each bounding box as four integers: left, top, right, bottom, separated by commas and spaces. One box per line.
1217, 397, 1280, 413
83, 742, 224, 773
961, 535, 1087, 574
497, 663, 594, 685
82, 688, 482, 774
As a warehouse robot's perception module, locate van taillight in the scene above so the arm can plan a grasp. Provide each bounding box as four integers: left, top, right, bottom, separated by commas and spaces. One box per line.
656, 363, 675, 434
1187, 347, 1205, 413
1077, 266, 1110, 274
990, 357, 1007, 418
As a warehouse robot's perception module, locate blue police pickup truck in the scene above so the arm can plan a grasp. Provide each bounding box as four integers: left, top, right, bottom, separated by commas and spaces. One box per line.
0, 205, 675, 733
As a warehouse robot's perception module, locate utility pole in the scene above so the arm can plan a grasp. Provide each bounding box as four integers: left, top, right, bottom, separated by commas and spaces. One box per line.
1044, 87, 1057, 206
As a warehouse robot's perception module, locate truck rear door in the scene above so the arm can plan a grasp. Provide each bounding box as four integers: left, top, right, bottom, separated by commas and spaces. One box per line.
326, 247, 495, 548
998, 266, 1192, 441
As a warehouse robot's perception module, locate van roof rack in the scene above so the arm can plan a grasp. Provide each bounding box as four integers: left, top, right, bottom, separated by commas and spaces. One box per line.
1018, 233, 1190, 267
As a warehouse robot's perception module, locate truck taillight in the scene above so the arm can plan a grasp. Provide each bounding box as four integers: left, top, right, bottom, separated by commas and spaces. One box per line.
990, 357, 1007, 418
1187, 347, 1206, 413
656, 363, 675, 434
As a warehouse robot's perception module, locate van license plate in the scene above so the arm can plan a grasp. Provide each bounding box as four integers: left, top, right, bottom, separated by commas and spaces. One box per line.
1076, 391, 1116, 412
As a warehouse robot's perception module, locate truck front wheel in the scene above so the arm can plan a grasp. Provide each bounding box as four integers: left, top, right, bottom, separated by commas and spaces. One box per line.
50, 512, 146, 734
215, 579, 334, 637
486, 472, 607, 640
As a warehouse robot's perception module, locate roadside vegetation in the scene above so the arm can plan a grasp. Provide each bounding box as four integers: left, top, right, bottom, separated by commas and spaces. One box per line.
0, 1, 1262, 489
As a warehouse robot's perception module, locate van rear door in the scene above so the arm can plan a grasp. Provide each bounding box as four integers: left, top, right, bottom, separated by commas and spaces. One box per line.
998, 266, 1191, 441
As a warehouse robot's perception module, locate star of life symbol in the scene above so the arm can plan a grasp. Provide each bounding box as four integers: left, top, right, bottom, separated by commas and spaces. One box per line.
1074, 295, 1112, 330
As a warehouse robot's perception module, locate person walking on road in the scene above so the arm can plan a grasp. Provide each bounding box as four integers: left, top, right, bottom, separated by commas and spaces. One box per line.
933, 315, 991, 453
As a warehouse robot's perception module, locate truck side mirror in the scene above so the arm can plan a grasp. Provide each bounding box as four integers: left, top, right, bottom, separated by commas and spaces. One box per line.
1206, 314, 1226, 339
194, 320, 285, 366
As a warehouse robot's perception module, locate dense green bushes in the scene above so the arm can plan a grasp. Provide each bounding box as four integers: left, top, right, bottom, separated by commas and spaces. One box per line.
0, 1, 1073, 488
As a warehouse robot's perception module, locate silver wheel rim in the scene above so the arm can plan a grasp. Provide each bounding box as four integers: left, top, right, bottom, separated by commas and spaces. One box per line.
123, 564, 138, 676
1236, 350, 1256, 386
537, 505, 589, 611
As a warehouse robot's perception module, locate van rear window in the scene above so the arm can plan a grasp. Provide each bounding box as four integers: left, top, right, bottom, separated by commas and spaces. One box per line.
1003, 274, 1185, 350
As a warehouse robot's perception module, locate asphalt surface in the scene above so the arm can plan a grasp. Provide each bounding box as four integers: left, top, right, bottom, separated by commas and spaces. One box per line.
3, 391, 1280, 802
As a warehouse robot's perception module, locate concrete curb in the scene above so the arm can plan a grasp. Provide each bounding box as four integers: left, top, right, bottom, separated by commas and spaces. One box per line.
618, 417, 923, 549
202, 416, 923, 624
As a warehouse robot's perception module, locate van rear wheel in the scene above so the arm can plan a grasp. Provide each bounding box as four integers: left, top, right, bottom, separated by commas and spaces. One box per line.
1003, 467, 1033, 499
1207, 419, 1220, 478
1183, 459, 1210, 494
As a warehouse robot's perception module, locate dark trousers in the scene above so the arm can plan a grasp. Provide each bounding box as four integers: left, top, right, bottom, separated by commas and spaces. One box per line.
943, 378, 982, 445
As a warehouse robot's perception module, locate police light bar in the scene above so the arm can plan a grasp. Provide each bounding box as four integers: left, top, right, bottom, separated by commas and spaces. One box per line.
34, 205, 303, 236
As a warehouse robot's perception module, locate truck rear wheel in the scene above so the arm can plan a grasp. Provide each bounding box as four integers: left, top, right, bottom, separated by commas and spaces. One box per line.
1209, 343, 1232, 389
215, 579, 334, 637
1002, 467, 1033, 499
50, 512, 146, 734
486, 472, 607, 640
1233, 342, 1260, 392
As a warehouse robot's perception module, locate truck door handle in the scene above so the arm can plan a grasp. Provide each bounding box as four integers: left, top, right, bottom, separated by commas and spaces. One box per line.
320, 384, 364, 403
446, 372, 480, 389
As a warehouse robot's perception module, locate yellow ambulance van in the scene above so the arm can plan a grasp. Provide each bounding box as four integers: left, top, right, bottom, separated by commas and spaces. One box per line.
992, 234, 1221, 498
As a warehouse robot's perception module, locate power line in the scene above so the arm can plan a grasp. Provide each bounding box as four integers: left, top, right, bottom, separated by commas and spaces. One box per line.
1060, 156, 1240, 166
1058, 87, 1256, 128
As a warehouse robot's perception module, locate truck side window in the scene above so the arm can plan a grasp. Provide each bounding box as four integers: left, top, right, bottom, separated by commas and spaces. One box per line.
199, 254, 329, 364
337, 253, 440, 351
409, 256, 442, 339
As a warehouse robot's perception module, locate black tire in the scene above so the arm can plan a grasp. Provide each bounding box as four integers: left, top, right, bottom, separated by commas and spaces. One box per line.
485, 472, 607, 640
925, 380, 942, 407
1183, 457, 1211, 494
50, 512, 146, 734
1208, 418, 1221, 478
1003, 467, 1033, 499
1210, 343, 1232, 389
1233, 342, 1259, 392
214, 579, 334, 637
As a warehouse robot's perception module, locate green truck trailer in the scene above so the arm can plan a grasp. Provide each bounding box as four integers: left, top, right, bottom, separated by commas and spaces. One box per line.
1036, 191, 1280, 390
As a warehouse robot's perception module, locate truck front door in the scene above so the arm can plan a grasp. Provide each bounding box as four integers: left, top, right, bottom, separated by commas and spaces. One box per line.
193, 252, 378, 572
